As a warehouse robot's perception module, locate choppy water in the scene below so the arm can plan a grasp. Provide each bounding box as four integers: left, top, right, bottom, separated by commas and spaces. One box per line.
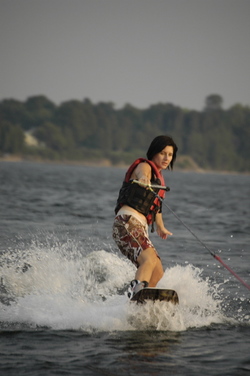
0, 161, 249, 375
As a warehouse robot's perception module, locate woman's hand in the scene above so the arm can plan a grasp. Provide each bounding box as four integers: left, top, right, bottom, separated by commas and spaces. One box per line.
155, 212, 172, 239
138, 175, 151, 187
156, 226, 173, 239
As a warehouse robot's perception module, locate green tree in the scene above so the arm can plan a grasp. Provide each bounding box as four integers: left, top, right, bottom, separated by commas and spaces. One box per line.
0, 99, 32, 130
93, 102, 117, 151
204, 94, 223, 111
24, 95, 56, 128
54, 100, 95, 148
34, 122, 67, 152
227, 104, 250, 170
0, 94, 249, 172
0, 120, 24, 153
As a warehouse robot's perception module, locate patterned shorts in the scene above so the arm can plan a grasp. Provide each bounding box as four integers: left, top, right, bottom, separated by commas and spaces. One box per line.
112, 214, 159, 267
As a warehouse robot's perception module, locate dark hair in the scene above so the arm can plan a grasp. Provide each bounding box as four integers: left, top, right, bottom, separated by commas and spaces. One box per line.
146, 135, 178, 170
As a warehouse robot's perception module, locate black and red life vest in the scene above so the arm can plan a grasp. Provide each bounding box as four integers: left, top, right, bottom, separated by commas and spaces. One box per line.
115, 158, 166, 231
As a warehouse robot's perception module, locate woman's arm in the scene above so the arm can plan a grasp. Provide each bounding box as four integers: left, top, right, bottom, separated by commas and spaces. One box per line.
155, 212, 173, 239
131, 162, 152, 185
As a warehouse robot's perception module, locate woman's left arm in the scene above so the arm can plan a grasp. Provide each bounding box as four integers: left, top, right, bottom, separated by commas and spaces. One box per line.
155, 212, 173, 239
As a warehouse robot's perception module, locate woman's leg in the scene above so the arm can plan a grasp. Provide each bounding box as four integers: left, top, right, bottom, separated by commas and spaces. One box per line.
148, 257, 164, 287
135, 248, 164, 287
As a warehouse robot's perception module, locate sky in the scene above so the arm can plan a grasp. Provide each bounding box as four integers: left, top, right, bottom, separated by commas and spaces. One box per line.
1, 0, 250, 111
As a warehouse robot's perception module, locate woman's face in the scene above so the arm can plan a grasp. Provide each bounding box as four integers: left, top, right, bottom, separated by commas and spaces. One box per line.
151, 145, 174, 171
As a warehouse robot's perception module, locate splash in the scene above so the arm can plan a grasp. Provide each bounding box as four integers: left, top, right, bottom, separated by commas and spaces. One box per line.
0, 238, 248, 332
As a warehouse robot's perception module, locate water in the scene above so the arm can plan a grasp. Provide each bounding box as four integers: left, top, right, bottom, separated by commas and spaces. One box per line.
0, 161, 249, 375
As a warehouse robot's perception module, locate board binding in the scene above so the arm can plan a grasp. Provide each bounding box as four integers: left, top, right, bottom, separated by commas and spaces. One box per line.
131, 287, 179, 304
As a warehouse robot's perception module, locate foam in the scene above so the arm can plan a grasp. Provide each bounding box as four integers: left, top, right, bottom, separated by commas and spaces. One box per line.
0, 239, 248, 332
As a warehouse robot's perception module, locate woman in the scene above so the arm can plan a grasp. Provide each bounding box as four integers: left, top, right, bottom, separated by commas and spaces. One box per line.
112, 135, 178, 299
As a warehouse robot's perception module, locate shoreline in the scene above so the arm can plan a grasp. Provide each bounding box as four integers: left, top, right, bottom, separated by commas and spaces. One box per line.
0, 155, 248, 175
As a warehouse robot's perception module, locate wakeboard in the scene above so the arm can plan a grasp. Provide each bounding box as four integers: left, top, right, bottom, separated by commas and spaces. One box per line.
131, 287, 179, 304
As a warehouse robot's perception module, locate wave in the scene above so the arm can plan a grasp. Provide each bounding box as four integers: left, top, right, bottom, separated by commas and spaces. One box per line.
0, 236, 249, 332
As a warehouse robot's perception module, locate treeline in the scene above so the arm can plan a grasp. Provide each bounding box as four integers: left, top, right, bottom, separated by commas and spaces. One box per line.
0, 94, 249, 171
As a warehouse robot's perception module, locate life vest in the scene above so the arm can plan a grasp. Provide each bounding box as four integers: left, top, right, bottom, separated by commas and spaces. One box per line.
115, 158, 166, 231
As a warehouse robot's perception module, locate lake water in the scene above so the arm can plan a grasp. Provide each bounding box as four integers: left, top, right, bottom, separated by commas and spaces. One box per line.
0, 161, 249, 375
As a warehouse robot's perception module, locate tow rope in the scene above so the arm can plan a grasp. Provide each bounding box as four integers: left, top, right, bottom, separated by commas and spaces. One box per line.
132, 180, 250, 292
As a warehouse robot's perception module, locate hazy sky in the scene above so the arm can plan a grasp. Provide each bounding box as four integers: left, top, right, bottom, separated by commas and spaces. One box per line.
1, 0, 250, 110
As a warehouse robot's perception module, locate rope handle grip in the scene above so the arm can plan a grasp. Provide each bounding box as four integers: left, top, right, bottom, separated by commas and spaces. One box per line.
131, 179, 170, 192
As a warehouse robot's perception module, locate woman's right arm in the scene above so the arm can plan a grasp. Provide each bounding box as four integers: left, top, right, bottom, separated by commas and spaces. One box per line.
132, 162, 151, 186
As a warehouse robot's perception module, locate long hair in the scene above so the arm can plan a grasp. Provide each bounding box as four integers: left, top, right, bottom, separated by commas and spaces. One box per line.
146, 135, 178, 170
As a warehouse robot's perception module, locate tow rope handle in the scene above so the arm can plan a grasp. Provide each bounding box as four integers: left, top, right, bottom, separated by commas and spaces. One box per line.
131, 179, 170, 192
